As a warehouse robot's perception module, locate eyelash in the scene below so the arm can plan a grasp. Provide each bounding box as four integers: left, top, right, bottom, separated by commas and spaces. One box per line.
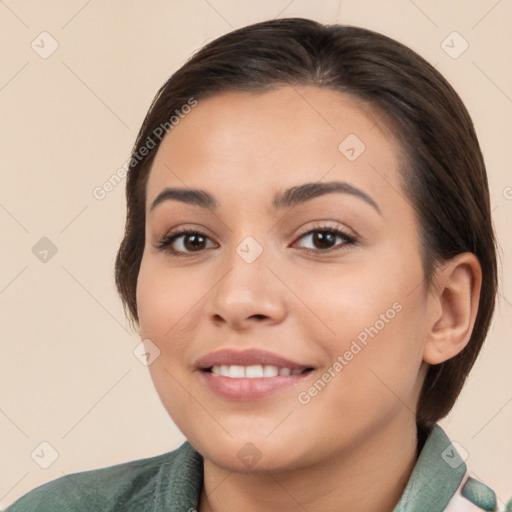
155, 224, 357, 258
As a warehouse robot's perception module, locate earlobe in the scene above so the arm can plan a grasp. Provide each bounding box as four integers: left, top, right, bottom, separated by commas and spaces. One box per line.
423, 253, 482, 365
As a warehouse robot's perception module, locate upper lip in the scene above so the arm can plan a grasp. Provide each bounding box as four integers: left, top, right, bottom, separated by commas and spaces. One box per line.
195, 349, 313, 371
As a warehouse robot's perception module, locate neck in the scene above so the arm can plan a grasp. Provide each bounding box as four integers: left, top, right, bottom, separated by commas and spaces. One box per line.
199, 417, 420, 512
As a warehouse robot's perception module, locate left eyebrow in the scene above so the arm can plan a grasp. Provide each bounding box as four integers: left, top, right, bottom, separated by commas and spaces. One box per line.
149, 180, 381, 216
272, 181, 381, 215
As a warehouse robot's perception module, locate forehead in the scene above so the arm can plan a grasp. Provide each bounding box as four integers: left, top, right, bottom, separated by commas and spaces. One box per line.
145, 86, 405, 213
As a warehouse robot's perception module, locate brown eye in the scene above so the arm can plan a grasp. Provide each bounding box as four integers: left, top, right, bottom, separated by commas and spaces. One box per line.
311, 231, 337, 249
182, 233, 207, 251
156, 230, 216, 255
295, 227, 356, 252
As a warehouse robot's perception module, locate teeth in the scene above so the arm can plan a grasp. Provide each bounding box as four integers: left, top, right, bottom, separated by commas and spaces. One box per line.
246, 365, 264, 378
210, 364, 303, 378
228, 365, 245, 378
263, 365, 279, 377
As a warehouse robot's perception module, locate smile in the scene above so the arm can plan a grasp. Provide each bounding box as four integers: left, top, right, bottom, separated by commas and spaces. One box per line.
208, 364, 309, 378
195, 348, 315, 400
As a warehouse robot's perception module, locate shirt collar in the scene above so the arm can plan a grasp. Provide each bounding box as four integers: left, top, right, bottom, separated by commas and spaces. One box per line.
155, 441, 204, 511
392, 424, 467, 511
154, 424, 466, 511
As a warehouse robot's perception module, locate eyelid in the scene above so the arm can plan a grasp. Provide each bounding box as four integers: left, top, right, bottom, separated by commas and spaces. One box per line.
293, 221, 357, 242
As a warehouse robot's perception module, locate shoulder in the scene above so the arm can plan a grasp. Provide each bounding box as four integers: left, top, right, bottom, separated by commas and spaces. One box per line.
395, 424, 511, 512
4, 441, 201, 512
445, 475, 512, 511
444, 475, 493, 511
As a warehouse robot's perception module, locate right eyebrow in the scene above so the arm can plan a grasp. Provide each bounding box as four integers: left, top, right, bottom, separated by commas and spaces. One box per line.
149, 188, 216, 213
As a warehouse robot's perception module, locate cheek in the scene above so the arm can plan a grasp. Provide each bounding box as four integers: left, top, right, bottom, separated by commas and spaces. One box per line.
135, 257, 201, 412
292, 257, 413, 341
135, 257, 204, 431
136, 255, 204, 341
298, 256, 427, 402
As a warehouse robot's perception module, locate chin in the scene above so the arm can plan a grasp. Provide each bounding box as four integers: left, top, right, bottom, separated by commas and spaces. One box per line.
182, 425, 304, 471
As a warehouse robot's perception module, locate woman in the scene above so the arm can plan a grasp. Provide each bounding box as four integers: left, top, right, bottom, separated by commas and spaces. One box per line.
7, 17, 509, 512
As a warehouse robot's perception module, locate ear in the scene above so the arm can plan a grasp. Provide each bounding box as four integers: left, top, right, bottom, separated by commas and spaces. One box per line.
423, 252, 482, 365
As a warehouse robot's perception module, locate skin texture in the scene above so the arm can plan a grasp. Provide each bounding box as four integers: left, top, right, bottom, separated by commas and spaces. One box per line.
135, 86, 481, 511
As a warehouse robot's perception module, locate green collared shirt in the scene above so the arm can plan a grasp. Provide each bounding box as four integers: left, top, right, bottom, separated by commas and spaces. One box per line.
5, 424, 507, 511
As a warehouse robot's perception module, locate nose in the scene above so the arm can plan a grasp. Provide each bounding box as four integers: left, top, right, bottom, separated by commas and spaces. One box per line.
204, 241, 287, 331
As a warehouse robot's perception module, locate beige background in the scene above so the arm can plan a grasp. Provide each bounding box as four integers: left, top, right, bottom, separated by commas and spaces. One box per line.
1, 0, 511, 508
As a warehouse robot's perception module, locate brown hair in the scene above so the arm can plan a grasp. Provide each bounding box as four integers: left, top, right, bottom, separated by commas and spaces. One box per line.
114, 18, 498, 425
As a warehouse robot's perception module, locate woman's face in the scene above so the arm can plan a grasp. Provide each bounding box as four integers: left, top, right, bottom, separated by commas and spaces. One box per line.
136, 86, 431, 472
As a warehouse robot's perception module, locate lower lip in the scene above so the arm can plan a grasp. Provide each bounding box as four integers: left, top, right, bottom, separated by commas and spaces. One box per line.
199, 370, 312, 401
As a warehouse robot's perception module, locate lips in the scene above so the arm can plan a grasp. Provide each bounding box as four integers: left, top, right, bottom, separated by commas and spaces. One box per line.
195, 348, 313, 373
195, 349, 315, 401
